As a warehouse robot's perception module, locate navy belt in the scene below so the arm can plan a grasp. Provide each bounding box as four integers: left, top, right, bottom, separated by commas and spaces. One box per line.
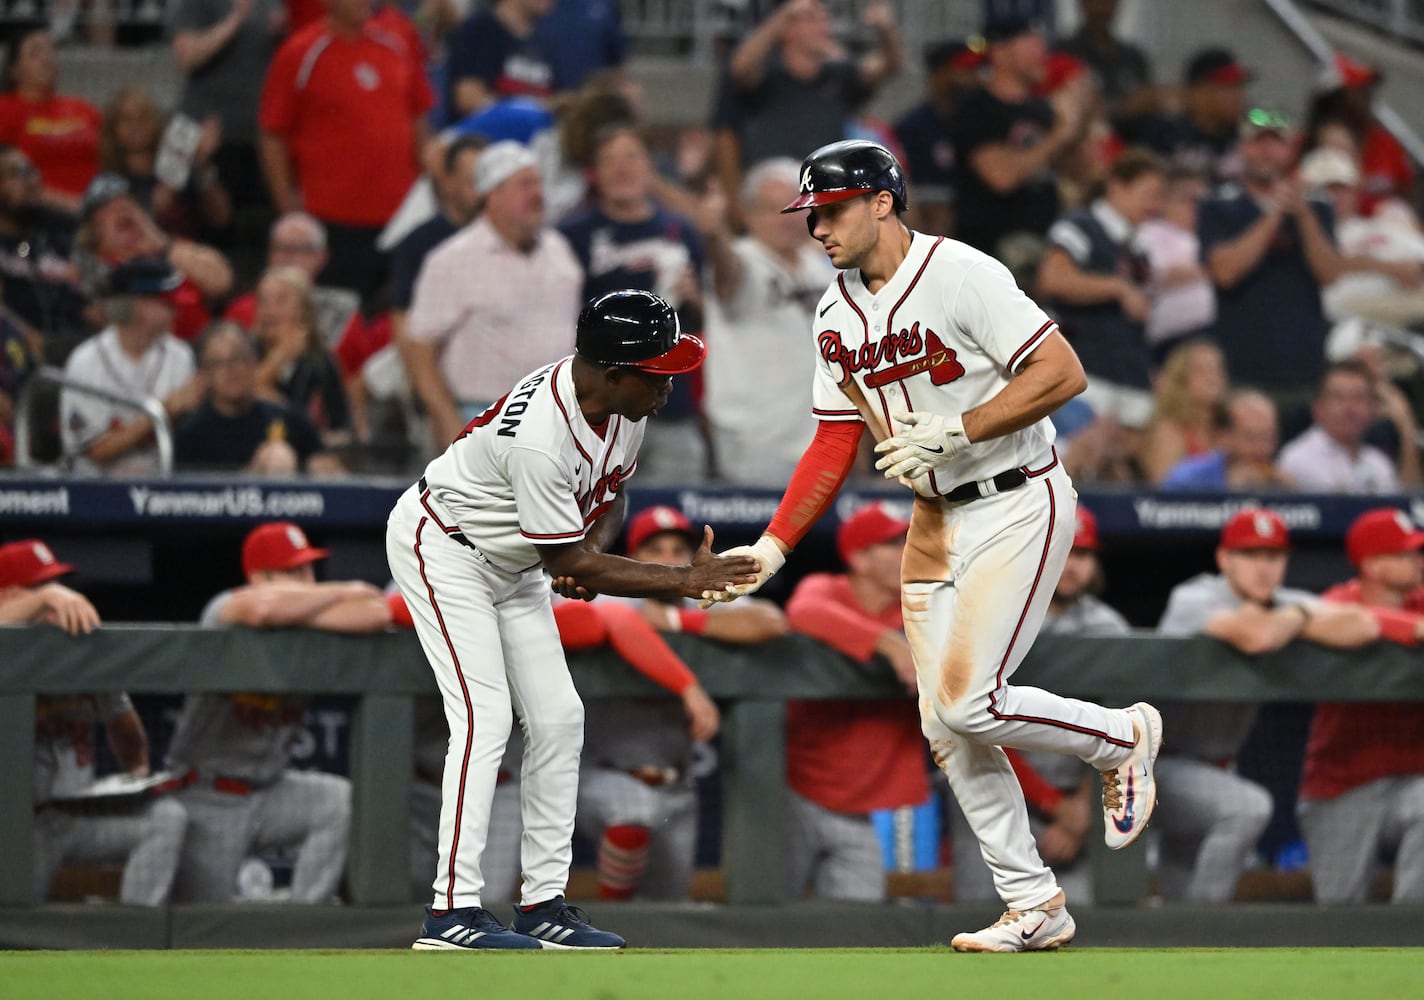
940, 468, 1028, 503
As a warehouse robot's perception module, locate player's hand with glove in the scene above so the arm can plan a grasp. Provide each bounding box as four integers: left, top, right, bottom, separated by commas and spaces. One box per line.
698, 533, 787, 608
681, 526, 763, 602
873, 410, 970, 481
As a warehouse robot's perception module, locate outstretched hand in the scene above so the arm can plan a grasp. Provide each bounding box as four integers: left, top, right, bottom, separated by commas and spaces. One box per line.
697, 533, 786, 608
684, 526, 762, 602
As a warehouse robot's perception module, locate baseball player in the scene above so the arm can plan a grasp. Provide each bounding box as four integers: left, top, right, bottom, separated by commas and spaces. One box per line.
703, 139, 1163, 952
1300, 508, 1424, 903
167, 521, 389, 903
575, 504, 787, 901
1155, 508, 1377, 901
0, 539, 187, 906
385, 289, 758, 950
953, 506, 1127, 905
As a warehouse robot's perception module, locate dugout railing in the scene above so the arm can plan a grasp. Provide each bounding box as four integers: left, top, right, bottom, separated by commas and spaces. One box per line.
4, 625, 1424, 915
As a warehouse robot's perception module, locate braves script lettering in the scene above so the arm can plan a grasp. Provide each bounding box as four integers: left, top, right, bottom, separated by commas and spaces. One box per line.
818, 324, 965, 388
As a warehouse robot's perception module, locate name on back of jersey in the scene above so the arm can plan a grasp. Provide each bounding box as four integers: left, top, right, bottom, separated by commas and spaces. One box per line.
460, 369, 548, 439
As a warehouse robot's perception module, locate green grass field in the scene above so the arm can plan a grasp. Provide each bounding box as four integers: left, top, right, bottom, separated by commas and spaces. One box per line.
3, 948, 1418, 1000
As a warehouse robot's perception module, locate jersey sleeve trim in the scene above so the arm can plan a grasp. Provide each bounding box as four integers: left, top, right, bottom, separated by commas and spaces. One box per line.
1007, 320, 1057, 372
812, 406, 863, 420
521, 527, 589, 541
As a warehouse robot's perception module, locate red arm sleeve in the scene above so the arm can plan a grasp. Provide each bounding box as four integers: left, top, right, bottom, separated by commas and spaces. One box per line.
766, 419, 863, 549
1008, 750, 1064, 816
1368, 606, 1422, 646
595, 602, 700, 695
786, 573, 887, 663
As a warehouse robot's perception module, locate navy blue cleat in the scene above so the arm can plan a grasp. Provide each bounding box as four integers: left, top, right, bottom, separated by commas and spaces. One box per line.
510, 896, 626, 949
413, 905, 544, 950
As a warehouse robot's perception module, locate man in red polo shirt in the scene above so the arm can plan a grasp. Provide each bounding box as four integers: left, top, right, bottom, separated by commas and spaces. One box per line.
1302, 507, 1424, 903
783, 502, 929, 901
258, 0, 433, 302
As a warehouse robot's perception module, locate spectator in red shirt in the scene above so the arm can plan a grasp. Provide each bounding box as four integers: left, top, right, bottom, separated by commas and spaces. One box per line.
1304, 54, 1415, 217
783, 502, 929, 901
258, 0, 434, 301
1302, 507, 1424, 904
0, 29, 102, 214
77, 173, 234, 342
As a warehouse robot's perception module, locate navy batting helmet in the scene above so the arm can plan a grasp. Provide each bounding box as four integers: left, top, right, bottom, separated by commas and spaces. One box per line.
781, 139, 909, 214
575, 289, 705, 375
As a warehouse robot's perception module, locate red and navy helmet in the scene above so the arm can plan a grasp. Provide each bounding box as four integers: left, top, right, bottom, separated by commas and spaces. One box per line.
780, 139, 909, 214
575, 289, 705, 375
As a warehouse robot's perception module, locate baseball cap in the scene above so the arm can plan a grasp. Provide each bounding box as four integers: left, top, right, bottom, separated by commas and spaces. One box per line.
81, 171, 133, 220
982, 16, 1036, 45
1327, 52, 1382, 90
1073, 507, 1100, 552
241, 522, 329, 576
626, 505, 696, 554
1185, 47, 1254, 86
925, 38, 986, 74
1299, 147, 1360, 189
1220, 508, 1290, 551
1241, 107, 1292, 139
0, 539, 74, 587
474, 140, 538, 197
837, 502, 910, 564
1345, 508, 1424, 566
105, 255, 183, 297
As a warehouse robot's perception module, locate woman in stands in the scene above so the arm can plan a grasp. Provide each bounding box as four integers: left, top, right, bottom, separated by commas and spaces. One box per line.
251, 265, 351, 446
1140, 338, 1229, 485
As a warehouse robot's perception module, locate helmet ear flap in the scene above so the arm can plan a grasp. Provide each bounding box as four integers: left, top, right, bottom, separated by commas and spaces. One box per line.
805, 209, 817, 237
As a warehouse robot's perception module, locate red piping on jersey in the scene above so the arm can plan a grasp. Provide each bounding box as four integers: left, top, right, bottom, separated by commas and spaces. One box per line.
884, 236, 945, 335
520, 527, 587, 540
548, 358, 597, 469
420, 488, 463, 538
1020, 449, 1059, 478
414, 517, 478, 909
813, 406, 859, 418
1008, 321, 1056, 372
836, 272, 897, 434
986, 479, 1134, 748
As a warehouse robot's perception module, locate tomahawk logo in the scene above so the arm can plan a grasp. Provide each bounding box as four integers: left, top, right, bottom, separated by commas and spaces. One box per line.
800, 166, 813, 192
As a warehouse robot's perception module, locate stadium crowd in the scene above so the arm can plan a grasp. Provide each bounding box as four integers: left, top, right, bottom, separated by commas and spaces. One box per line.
2, 0, 1424, 911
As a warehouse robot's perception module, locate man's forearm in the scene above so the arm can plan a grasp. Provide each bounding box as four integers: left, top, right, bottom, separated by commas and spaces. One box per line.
1295, 207, 1344, 286
1207, 211, 1281, 288
257, 132, 299, 212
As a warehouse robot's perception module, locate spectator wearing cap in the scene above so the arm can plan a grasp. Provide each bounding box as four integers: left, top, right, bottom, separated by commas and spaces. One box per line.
782, 502, 930, 901
711, 0, 904, 229
78, 171, 234, 342
1161, 389, 1288, 492
955, 505, 1127, 906
1301, 508, 1424, 903
1133, 47, 1251, 183
0, 29, 102, 214
1305, 53, 1414, 216
699, 157, 834, 487
0, 539, 189, 907
257, 0, 434, 299
1037, 148, 1164, 442
1055, 0, 1156, 126
175, 321, 342, 476
559, 125, 707, 483
1300, 147, 1424, 329
948, 15, 1091, 259
168, 521, 390, 903
59, 256, 205, 476
1154, 508, 1378, 902
571, 504, 785, 901
1276, 359, 1419, 493
0, 143, 88, 352
892, 39, 985, 238
403, 140, 582, 448
1199, 107, 1352, 404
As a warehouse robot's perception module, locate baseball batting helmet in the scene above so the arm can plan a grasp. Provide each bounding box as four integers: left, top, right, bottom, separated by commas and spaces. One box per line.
781, 139, 909, 214
575, 289, 705, 375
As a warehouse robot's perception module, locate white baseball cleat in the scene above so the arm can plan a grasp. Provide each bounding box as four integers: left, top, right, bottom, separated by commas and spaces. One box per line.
950, 900, 1076, 953
1101, 701, 1163, 850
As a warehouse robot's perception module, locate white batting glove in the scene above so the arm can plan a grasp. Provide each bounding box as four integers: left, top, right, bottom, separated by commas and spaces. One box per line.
873, 410, 969, 481
698, 535, 786, 607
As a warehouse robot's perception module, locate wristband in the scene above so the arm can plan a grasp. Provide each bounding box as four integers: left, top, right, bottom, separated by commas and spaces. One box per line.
677, 609, 710, 635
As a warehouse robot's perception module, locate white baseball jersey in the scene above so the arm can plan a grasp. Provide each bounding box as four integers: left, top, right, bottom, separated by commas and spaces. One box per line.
419, 357, 646, 573
60, 326, 195, 476
702, 236, 835, 485
811, 233, 1059, 493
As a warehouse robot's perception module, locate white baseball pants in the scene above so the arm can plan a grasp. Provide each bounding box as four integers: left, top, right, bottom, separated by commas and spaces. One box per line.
903, 464, 1136, 912
33, 796, 187, 905
387, 485, 583, 911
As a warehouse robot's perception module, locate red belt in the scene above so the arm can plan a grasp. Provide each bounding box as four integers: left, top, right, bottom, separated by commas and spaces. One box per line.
212, 775, 257, 796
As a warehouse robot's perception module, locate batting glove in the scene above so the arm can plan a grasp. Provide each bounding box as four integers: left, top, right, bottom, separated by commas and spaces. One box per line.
699, 535, 786, 607
874, 411, 969, 480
